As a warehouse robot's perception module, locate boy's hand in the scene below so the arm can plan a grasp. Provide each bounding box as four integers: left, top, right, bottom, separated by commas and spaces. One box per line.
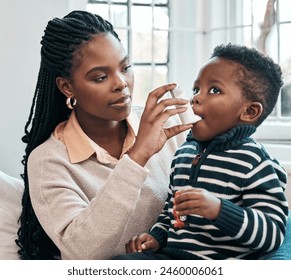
174, 189, 221, 221
125, 233, 159, 253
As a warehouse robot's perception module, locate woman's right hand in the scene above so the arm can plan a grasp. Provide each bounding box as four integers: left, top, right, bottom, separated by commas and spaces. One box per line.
125, 233, 159, 253
128, 83, 193, 166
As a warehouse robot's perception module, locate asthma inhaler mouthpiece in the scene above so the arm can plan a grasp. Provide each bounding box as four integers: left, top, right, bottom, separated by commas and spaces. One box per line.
170, 86, 202, 124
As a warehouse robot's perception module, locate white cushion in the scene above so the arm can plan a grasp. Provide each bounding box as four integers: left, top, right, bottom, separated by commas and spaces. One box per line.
0, 171, 23, 259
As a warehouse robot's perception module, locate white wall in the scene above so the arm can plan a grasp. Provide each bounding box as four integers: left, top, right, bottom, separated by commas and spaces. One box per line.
0, 0, 86, 178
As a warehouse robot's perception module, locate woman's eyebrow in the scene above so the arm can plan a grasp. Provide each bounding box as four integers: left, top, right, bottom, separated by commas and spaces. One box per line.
85, 55, 130, 76
120, 55, 130, 65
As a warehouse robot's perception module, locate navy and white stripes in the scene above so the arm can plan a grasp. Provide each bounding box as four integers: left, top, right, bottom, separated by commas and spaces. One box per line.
150, 125, 288, 259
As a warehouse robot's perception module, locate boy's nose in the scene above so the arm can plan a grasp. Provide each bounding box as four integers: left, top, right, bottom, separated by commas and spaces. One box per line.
191, 95, 200, 105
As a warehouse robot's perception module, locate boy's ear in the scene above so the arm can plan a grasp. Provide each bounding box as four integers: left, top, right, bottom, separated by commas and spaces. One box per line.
56, 77, 73, 98
240, 102, 263, 123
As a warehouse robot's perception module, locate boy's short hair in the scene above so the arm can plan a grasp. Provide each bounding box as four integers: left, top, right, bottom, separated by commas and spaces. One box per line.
211, 43, 283, 126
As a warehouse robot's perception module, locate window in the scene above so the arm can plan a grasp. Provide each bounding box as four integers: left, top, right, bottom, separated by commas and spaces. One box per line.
87, 0, 291, 148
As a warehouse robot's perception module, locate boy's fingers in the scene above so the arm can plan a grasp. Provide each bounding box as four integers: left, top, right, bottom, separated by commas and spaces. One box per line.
140, 240, 155, 251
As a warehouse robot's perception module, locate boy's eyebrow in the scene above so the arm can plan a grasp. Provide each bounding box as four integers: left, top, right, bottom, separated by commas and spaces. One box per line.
85, 55, 130, 76
210, 79, 228, 88
194, 79, 227, 87
209, 79, 226, 85
193, 79, 199, 85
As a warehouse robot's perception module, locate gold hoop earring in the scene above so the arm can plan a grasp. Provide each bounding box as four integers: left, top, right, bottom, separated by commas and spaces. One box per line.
66, 97, 77, 110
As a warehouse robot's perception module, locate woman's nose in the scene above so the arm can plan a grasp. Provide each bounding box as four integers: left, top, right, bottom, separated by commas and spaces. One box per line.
113, 73, 127, 91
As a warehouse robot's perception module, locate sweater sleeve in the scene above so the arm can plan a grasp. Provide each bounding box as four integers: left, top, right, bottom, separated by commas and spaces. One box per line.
149, 166, 177, 248
149, 190, 172, 248
214, 159, 289, 254
28, 147, 150, 260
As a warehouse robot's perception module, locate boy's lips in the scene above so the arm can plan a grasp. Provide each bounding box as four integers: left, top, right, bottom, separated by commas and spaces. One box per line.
193, 110, 203, 120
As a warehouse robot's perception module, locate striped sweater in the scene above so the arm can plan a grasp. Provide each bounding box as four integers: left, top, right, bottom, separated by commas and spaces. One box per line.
150, 125, 289, 259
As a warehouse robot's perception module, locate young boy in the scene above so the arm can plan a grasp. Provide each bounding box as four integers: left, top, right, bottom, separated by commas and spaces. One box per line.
113, 44, 289, 260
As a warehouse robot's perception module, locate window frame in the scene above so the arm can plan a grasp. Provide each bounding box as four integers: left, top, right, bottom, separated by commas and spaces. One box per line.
168, 0, 291, 143
86, 0, 291, 169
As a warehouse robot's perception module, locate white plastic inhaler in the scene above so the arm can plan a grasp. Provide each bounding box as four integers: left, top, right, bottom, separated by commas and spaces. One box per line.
170, 86, 202, 124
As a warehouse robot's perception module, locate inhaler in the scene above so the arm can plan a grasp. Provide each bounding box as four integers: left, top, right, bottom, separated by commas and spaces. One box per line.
170, 86, 202, 124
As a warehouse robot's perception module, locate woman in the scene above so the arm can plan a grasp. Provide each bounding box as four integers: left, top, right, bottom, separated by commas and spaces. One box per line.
16, 10, 192, 259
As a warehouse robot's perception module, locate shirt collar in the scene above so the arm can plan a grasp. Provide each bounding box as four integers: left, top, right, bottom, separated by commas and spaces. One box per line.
54, 110, 139, 164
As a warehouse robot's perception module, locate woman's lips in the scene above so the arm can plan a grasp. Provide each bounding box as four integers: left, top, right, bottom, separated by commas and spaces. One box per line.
110, 95, 131, 109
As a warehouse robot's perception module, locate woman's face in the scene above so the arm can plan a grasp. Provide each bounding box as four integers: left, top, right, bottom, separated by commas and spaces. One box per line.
67, 33, 134, 123
190, 57, 249, 141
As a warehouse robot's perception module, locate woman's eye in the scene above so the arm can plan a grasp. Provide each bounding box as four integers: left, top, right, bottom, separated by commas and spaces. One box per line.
123, 65, 132, 73
192, 87, 200, 95
93, 76, 107, 82
209, 87, 221, 94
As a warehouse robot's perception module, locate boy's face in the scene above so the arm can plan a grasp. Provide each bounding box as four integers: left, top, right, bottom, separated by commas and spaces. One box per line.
190, 57, 250, 141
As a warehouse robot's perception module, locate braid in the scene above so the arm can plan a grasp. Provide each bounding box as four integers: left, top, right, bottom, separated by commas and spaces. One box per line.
17, 10, 120, 259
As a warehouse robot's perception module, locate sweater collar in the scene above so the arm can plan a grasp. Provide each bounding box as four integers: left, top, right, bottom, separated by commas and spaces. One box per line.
186, 124, 257, 152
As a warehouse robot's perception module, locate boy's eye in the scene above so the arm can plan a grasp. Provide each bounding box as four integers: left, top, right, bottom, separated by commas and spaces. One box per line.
209, 87, 221, 94
192, 87, 200, 95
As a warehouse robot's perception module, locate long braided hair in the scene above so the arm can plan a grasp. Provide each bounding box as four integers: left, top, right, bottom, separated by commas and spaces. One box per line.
16, 10, 120, 259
